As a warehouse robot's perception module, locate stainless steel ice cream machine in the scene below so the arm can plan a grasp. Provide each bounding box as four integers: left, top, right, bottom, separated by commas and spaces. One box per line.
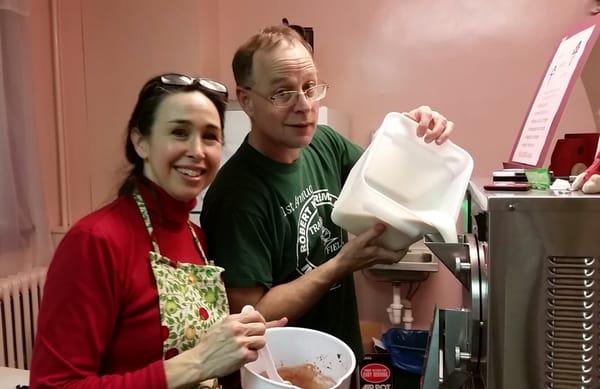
421, 180, 600, 389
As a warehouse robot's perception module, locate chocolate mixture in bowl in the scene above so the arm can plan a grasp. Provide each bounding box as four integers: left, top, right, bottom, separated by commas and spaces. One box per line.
261, 363, 336, 389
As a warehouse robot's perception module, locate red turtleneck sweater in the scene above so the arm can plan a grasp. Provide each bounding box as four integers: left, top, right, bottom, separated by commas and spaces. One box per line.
30, 181, 206, 389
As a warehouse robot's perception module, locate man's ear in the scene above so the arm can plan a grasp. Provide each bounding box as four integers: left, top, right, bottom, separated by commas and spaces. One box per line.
236, 86, 254, 118
130, 128, 149, 160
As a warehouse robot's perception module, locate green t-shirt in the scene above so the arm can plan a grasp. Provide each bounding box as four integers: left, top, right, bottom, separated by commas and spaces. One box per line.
201, 125, 364, 356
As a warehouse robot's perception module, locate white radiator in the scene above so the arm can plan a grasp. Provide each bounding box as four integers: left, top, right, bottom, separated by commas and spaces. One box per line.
0, 267, 47, 369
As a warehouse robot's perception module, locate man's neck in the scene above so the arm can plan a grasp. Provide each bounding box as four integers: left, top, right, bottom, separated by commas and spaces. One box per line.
247, 131, 301, 164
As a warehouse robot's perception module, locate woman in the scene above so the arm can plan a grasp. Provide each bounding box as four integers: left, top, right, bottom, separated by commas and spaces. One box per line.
30, 73, 285, 388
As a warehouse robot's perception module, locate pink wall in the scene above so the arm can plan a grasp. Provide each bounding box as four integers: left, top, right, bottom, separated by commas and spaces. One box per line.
80, 0, 220, 210
216, 1, 596, 175
28, 1, 599, 329
581, 43, 600, 129
30, 0, 59, 234
32, 0, 221, 237
54, 0, 91, 231
215, 0, 598, 328
0, 0, 59, 277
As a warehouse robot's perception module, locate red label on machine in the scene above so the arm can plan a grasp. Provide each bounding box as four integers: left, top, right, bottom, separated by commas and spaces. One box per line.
360, 363, 391, 383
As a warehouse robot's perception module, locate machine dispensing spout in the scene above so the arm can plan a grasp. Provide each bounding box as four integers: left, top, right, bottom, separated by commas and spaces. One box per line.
423, 233, 472, 290
387, 282, 403, 326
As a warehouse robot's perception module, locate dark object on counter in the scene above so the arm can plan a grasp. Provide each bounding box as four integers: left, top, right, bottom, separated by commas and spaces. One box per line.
282, 18, 314, 51
492, 169, 528, 182
483, 182, 530, 191
382, 328, 428, 375
383, 328, 429, 389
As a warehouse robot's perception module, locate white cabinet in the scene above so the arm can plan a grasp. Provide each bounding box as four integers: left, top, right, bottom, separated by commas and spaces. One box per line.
221, 102, 251, 168
318, 106, 350, 138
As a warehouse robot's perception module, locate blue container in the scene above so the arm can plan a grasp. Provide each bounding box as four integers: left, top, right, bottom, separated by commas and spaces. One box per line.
382, 328, 429, 375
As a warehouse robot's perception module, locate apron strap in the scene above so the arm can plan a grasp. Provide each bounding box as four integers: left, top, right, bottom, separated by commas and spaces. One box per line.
133, 186, 211, 264
188, 222, 211, 265
132, 188, 162, 255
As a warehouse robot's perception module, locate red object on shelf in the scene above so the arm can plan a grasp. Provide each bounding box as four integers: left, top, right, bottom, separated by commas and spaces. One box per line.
550, 133, 599, 176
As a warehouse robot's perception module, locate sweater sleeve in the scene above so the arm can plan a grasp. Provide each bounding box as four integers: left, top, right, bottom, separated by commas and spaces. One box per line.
29, 227, 167, 389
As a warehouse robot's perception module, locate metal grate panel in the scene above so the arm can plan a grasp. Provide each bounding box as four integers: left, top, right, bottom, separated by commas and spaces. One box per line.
545, 256, 599, 388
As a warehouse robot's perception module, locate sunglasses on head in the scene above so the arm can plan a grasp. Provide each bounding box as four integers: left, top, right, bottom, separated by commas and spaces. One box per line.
157, 73, 228, 100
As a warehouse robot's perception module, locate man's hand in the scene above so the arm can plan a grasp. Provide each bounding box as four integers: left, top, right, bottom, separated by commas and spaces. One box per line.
333, 223, 407, 273
405, 105, 454, 145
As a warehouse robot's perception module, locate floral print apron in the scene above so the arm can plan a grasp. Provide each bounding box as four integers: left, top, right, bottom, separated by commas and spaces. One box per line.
133, 189, 229, 388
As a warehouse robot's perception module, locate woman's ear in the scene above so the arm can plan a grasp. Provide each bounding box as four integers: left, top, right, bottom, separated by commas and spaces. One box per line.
236, 86, 254, 118
130, 128, 149, 160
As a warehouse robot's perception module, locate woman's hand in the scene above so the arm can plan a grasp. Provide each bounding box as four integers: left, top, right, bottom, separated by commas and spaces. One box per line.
266, 316, 289, 329
164, 309, 286, 388
192, 311, 267, 379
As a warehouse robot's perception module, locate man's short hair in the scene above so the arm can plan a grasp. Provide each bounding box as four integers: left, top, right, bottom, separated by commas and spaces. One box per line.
232, 25, 314, 87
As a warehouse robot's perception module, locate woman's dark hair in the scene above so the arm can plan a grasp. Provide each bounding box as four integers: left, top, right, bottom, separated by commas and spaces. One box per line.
118, 74, 228, 196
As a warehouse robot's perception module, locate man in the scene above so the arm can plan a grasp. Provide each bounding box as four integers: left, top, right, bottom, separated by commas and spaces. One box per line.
201, 25, 453, 357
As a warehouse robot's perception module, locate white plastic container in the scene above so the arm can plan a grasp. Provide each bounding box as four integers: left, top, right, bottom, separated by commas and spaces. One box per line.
331, 112, 473, 250
241, 327, 356, 389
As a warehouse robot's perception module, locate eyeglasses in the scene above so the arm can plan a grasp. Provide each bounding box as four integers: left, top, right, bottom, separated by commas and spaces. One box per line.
244, 84, 329, 107
158, 73, 229, 100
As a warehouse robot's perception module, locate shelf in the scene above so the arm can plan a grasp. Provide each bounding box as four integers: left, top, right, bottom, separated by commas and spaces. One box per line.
362, 242, 438, 282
